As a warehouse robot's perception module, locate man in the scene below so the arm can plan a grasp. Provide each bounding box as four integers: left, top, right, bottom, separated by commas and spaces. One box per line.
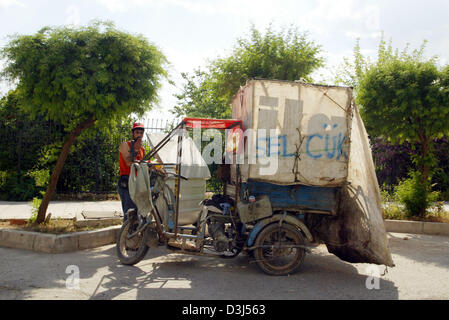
117, 123, 146, 222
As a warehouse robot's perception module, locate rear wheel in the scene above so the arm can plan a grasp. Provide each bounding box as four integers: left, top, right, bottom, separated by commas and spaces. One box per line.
253, 223, 306, 276
116, 217, 149, 266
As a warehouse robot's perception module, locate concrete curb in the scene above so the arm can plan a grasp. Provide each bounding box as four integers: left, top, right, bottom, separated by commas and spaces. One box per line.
385, 220, 449, 237
1, 220, 448, 254
74, 218, 122, 228
0, 226, 121, 254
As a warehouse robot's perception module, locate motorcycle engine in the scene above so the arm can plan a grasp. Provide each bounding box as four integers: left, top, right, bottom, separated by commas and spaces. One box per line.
201, 194, 237, 253
208, 220, 229, 252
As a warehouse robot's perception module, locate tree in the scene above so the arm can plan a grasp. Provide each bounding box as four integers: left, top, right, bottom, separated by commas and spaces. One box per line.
1, 21, 168, 223
173, 24, 324, 118
0, 90, 65, 201
333, 38, 368, 90
350, 39, 449, 215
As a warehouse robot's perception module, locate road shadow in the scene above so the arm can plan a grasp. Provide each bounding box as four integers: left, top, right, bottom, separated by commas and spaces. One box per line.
0, 245, 162, 299
88, 246, 399, 300
387, 232, 449, 269
0, 243, 399, 300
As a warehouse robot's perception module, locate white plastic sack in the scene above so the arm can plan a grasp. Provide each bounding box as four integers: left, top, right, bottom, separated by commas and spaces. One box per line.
128, 163, 154, 218
147, 132, 211, 179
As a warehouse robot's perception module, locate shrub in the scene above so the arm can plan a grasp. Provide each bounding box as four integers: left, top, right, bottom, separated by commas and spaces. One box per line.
394, 171, 440, 218
28, 197, 42, 224
0, 171, 7, 192
0, 170, 39, 201
0, 169, 49, 201
371, 137, 449, 198
383, 204, 407, 220
380, 184, 397, 203
433, 168, 449, 200
439, 189, 449, 201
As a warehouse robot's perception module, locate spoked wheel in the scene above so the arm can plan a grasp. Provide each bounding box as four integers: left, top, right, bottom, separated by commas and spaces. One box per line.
116, 216, 149, 266
253, 223, 306, 276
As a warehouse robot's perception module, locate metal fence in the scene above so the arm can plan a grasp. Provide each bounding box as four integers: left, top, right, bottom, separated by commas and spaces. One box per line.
139, 118, 180, 133
0, 119, 65, 180
0, 117, 182, 197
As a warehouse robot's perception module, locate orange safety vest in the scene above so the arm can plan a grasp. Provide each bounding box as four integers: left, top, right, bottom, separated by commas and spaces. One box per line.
119, 141, 146, 176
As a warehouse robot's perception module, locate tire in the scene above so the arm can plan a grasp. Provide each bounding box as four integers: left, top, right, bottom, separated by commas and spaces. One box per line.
253, 223, 306, 276
116, 218, 150, 266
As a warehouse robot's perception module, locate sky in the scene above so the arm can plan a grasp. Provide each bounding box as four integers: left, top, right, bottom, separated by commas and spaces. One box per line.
1, 0, 448, 122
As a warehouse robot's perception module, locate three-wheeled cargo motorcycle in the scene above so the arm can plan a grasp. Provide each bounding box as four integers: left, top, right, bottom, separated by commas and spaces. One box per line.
116, 118, 317, 276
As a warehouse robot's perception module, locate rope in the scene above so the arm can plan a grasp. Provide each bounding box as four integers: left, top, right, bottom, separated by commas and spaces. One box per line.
323, 91, 348, 113
291, 128, 312, 184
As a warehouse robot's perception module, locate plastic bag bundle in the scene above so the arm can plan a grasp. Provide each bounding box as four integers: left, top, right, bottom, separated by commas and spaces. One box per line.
128, 163, 154, 218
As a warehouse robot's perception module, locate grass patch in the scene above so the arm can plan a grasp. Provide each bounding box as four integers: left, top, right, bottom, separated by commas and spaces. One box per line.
383, 202, 449, 223
52, 193, 120, 201
0, 218, 122, 234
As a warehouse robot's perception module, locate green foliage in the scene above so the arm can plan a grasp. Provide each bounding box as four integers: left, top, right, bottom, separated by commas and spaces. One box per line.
431, 137, 449, 196
0, 107, 135, 200
0, 91, 61, 173
55, 119, 133, 193
206, 164, 223, 193
342, 37, 449, 213
0, 171, 7, 197
0, 168, 49, 201
1, 89, 137, 200
380, 185, 397, 203
0, 21, 167, 211
433, 168, 449, 199
28, 197, 42, 224
334, 36, 387, 89
27, 169, 50, 188
0, 170, 39, 201
174, 24, 323, 118
439, 190, 449, 201
357, 47, 449, 144
1, 21, 168, 128
174, 70, 232, 119
383, 205, 407, 221
336, 37, 449, 145
394, 171, 440, 218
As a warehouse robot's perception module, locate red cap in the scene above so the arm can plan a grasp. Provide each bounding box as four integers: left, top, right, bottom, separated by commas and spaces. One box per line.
132, 123, 145, 131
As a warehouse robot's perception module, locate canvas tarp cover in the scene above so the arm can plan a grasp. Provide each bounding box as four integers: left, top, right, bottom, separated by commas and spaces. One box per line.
232, 80, 394, 266
307, 105, 394, 266
231, 80, 352, 187
314, 107, 394, 267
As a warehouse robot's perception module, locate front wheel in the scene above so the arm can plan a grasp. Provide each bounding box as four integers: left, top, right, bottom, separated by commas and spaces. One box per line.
116, 217, 149, 266
253, 223, 306, 276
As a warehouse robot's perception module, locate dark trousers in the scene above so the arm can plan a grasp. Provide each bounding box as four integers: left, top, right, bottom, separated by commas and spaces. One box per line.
117, 177, 137, 222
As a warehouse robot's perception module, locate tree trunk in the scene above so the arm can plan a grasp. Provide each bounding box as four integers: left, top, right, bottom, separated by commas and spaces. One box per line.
36, 117, 96, 224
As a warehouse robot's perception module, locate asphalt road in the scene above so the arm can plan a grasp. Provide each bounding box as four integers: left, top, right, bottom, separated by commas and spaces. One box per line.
0, 232, 448, 300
